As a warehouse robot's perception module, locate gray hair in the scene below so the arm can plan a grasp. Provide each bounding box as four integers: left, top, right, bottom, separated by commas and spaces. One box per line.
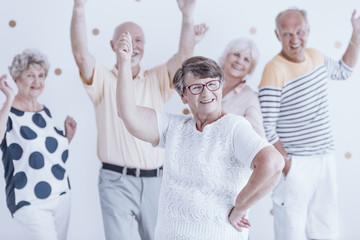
173, 56, 224, 95
275, 8, 308, 33
218, 37, 259, 75
8, 49, 50, 79
112, 22, 145, 42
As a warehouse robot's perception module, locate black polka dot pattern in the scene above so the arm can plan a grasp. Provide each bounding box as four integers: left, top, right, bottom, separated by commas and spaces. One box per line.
32, 113, 47, 128
2, 106, 70, 214
6, 117, 12, 132
54, 127, 65, 137
20, 126, 37, 140
51, 164, 66, 180
67, 176, 71, 190
34, 181, 52, 199
11, 108, 24, 116
13, 171, 27, 189
45, 137, 58, 153
62, 150, 69, 163
29, 152, 45, 169
8, 143, 23, 160
44, 107, 52, 118
15, 201, 30, 211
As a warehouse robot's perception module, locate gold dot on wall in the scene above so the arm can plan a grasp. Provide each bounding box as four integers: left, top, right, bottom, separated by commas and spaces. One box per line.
249, 27, 257, 35
55, 68, 62, 76
335, 41, 342, 49
270, 209, 274, 215
9, 20, 16, 28
183, 109, 190, 115
345, 152, 352, 159
92, 28, 100, 36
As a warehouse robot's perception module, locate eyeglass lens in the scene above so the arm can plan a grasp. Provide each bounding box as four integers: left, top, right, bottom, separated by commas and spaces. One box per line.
189, 80, 220, 94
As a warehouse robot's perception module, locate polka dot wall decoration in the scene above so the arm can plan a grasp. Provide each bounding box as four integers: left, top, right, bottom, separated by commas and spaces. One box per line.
335, 41, 342, 48
249, 27, 257, 35
92, 28, 99, 36
345, 152, 352, 159
183, 109, 190, 115
9, 20, 16, 28
55, 68, 62, 75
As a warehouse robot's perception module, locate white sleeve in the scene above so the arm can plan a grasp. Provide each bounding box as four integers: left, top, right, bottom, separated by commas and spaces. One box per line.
233, 118, 271, 168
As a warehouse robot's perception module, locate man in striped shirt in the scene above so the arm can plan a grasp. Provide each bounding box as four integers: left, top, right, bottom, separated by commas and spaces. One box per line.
259, 8, 360, 240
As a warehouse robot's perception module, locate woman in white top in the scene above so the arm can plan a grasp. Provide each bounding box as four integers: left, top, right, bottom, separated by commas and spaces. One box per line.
115, 32, 284, 240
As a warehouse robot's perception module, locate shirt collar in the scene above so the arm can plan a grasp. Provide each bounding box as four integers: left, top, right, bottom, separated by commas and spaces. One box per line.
231, 81, 246, 94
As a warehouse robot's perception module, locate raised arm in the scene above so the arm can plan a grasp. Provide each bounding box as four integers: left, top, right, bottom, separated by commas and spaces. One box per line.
115, 33, 159, 146
0, 75, 15, 142
70, 0, 96, 84
342, 10, 360, 68
166, 0, 197, 80
229, 146, 284, 231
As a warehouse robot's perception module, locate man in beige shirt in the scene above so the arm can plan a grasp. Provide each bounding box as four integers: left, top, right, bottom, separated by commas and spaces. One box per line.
70, 0, 207, 239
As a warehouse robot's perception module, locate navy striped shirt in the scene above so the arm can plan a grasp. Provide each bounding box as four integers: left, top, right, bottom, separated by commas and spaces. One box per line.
259, 48, 352, 156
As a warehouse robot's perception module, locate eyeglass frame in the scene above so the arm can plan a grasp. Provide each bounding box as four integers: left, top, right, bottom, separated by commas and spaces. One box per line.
184, 79, 222, 95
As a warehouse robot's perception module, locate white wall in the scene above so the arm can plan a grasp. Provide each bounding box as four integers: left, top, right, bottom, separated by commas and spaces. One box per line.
0, 0, 359, 239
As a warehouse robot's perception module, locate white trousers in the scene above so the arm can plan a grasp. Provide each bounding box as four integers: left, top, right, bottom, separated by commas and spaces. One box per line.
272, 154, 338, 240
13, 192, 71, 240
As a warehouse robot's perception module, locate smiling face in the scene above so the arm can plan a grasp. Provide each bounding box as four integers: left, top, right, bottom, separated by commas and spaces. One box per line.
276, 10, 309, 63
15, 64, 45, 100
181, 75, 223, 117
223, 49, 253, 80
112, 22, 145, 67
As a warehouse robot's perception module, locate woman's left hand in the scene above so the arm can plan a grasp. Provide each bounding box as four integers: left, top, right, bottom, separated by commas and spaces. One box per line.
228, 206, 251, 232
65, 116, 77, 143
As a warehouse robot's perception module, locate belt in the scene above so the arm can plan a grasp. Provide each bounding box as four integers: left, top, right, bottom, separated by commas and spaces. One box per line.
102, 163, 163, 177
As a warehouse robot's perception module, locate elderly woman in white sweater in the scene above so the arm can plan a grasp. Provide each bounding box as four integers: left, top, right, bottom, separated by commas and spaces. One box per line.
115, 32, 284, 240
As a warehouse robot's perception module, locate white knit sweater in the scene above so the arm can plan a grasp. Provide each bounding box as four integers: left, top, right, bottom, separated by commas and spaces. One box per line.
155, 112, 269, 240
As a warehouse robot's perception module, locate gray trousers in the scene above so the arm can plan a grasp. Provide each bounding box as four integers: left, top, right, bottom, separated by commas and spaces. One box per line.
98, 168, 162, 240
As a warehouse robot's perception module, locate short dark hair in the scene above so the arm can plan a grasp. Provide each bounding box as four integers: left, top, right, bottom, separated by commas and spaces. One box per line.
173, 56, 224, 95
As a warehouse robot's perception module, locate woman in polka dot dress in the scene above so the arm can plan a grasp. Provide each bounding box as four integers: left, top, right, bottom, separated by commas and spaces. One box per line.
0, 49, 77, 240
